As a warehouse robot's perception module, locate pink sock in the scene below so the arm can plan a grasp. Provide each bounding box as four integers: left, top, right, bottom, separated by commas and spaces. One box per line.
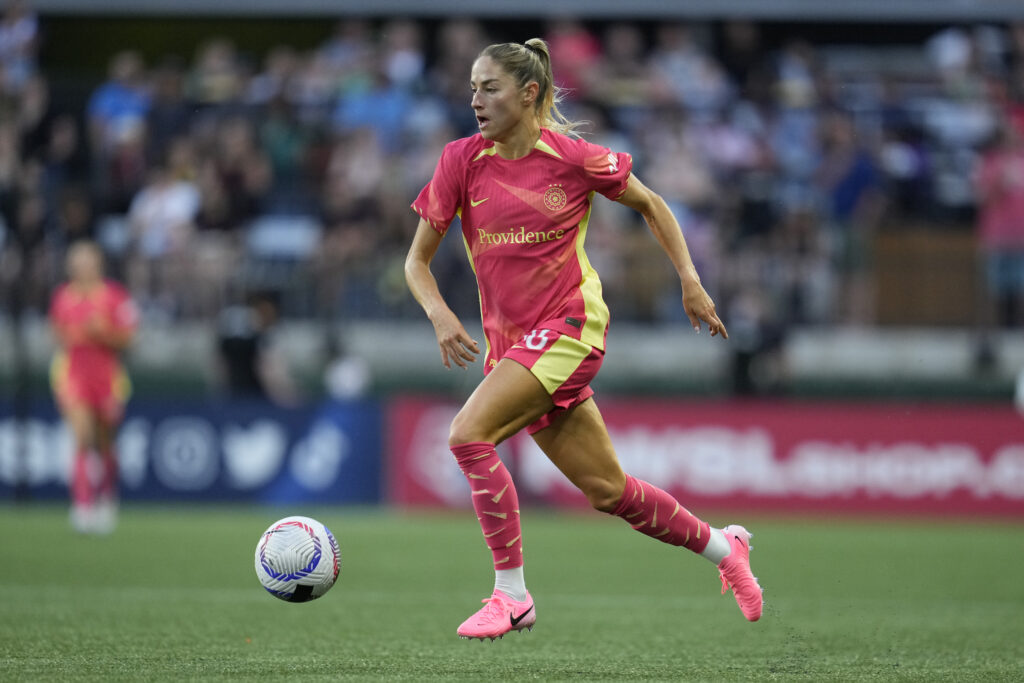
451, 442, 523, 570
71, 449, 93, 507
611, 474, 711, 553
98, 451, 118, 500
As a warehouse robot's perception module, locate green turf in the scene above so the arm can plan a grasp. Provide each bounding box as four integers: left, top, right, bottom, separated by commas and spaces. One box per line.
0, 505, 1022, 682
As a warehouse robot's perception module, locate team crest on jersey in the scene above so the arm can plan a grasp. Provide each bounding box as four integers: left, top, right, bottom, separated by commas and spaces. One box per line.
543, 185, 568, 212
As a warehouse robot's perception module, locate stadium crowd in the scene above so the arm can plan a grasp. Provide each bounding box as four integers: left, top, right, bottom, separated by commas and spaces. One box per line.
2, 6, 1024, 333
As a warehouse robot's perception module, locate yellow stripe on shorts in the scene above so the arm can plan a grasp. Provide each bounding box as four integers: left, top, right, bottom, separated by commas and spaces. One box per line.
113, 365, 132, 403
530, 335, 591, 396
50, 352, 69, 394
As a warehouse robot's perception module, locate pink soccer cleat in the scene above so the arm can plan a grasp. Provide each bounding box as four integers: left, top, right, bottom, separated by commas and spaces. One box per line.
717, 524, 764, 621
457, 589, 536, 640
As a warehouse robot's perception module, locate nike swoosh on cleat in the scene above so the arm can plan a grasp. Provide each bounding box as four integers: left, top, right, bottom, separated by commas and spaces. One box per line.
510, 605, 534, 626
470, 197, 489, 207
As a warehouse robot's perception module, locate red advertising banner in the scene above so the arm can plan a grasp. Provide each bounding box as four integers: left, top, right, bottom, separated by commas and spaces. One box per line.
387, 397, 1024, 516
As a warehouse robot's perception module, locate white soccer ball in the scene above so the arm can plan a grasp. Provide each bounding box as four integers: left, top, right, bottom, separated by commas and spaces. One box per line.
254, 516, 341, 602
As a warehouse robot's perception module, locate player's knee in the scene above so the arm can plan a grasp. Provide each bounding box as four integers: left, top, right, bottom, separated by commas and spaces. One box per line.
583, 476, 626, 513
448, 410, 484, 448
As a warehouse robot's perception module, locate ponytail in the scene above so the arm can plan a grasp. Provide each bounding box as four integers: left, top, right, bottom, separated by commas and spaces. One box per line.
479, 38, 581, 137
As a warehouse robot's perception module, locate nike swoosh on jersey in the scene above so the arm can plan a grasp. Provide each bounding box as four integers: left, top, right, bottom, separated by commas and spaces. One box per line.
470, 197, 489, 207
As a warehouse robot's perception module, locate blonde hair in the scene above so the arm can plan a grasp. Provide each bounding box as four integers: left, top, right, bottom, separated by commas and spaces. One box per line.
479, 38, 581, 137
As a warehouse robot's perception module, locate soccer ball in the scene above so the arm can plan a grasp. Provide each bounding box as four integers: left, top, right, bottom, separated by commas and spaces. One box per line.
254, 516, 341, 602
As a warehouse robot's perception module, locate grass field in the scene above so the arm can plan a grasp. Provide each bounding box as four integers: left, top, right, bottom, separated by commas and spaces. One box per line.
1, 505, 1022, 681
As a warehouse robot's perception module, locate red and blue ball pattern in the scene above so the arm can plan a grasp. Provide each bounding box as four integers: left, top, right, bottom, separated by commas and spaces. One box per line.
254, 516, 341, 602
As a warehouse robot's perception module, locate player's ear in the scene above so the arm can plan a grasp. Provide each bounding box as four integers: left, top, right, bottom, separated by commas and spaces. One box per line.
522, 81, 539, 108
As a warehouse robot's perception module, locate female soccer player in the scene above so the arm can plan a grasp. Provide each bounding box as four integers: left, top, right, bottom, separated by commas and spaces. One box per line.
50, 241, 138, 533
406, 39, 763, 640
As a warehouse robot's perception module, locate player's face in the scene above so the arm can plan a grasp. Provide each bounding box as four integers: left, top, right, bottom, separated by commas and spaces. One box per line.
67, 245, 103, 285
470, 57, 533, 141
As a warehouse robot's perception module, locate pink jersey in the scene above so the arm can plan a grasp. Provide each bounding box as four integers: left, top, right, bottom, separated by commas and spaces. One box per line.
412, 128, 632, 369
49, 279, 137, 381
975, 146, 1024, 249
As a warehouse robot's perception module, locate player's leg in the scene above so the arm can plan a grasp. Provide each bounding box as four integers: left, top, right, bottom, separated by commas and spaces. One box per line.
95, 378, 128, 501
88, 367, 130, 533
95, 417, 118, 500
449, 359, 551, 639
531, 398, 764, 621
52, 362, 99, 526
92, 415, 121, 534
61, 402, 98, 532
531, 398, 711, 544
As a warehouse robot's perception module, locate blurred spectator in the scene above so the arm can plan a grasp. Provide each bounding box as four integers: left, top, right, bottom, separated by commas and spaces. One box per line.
17, 73, 49, 156
289, 50, 338, 127
727, 287, 785, 395
146, 58, 191, 163
187, 38, 244, 109
206, 115, 272, 227
52, 185, 95, 247
312, 131, 384, 317
817, 109, 884, 324
194, 158, 234, 233
590, 24, 652, 135
125, 162, 199, 315
545, 19, 601, 100
38, 113, 88, 209
771, 41, 823, 213
926, 27, 975, 87
259, 95, 312, 210
429, 19, 487, 135
216, 291, 299, 405
87, 50, 150, 156
381, 19, 425, 92
247, 45, 299, 106
974, 119, 1024, 328
876, 79, 931, 220
719, 20, 762, 93
323, 333, 370, 400
13, 180, 48, 309
649, 24, 732, 115
0, 153, 51, 315
87, 51, 150, 213
320, 19, 374, 88
0, 0, 37, 93
332, 49, 412, 153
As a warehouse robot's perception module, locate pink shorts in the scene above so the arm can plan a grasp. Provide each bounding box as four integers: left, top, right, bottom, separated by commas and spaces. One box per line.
50, 354, 129, 424
502, 328, 605, 434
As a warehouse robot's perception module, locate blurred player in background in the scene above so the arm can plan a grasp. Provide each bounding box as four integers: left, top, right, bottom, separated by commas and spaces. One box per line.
49, 240, 138, 533
406, 38, 763, 641
215, 290, 300, 406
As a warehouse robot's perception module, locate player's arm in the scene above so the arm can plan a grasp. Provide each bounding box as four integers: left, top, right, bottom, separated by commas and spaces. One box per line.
404, 218, 480, 369
90, 320, 135, 351
616, 173, 728, 339
49, 296, 82, 348
50, 319, 78, 348
88, 297, 138, 351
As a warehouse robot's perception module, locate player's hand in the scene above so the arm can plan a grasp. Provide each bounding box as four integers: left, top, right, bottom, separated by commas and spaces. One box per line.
85, 314, 107, 340
56, 324, 86, 346
682, 283, 728, 339
430, 310, 480, 369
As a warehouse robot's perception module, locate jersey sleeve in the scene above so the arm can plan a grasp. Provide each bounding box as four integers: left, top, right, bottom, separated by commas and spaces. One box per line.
109, 285, 139, 334
411, 142, 464, 234
48, 287, 65, 326
48, 286, 81, 348
578, 139, 633, 201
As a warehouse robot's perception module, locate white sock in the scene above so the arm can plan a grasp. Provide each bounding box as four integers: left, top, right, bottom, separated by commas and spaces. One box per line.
700, 528, 732, 565
494, 566, 527, 602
